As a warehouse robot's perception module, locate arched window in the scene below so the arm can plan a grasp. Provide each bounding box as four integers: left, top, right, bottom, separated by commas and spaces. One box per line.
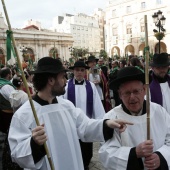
126, 23, 132, 34
49, 48, 58, 58
22, 48, 35, 62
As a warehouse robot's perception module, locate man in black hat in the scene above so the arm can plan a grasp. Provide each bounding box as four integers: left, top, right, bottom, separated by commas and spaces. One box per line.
8, 57, 132, 170
150, 53, 170, 113
86, 55, 112, 112
99, 66, 170, 170
63, 60, 105, 170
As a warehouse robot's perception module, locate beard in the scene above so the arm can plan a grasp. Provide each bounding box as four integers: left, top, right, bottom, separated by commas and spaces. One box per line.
51, 86, 66, 96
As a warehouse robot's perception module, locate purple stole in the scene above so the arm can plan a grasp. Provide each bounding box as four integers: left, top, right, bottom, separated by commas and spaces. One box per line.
67, 78, 93, 118
150, 74, 170, 106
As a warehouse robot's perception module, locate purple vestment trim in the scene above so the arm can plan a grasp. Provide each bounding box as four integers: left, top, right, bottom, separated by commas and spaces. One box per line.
150, 74, 170, 106
67, 78, 93, 118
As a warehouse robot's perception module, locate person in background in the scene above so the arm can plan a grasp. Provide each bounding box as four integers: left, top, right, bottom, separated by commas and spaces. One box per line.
108, 60, 121, 107
63, 60, 105, 170
149, 53, 170, 113
119, 59, 127, 68
97, 57, 108, 80
130, 57, 144, 72
0, 67, 15, 134
2, 76, 28, 170
86, 55, 112, 112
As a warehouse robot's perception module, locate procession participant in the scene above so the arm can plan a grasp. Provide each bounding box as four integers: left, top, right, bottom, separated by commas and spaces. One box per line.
108, 60, 120, 107
97, 57, 108, 80
99, 66, 170, 170
149, 53, 170, 113
63, 60, 105, 170
0, 67, 15, 133
8, 57, 132, 170
86, 55, 112, 112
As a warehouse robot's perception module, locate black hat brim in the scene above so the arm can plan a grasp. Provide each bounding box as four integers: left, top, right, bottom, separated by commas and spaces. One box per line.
109, 73, 145, 90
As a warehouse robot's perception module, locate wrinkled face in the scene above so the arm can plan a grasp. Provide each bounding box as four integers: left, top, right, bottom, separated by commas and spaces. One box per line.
118, 80, 145, 114
73, 67, 86, 81
51, 72, 67, 96
152, 66, 169, 78
88, 60, 96, 69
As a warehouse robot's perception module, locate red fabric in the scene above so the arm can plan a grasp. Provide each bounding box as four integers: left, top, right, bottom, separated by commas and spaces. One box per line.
23, 87, 33, 94
100, 71, 112, 112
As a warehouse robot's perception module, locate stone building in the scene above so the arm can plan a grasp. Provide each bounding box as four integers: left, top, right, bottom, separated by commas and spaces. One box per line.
105, 0, 170, 57
0, 14, 73, 65
51, 13, 101, 54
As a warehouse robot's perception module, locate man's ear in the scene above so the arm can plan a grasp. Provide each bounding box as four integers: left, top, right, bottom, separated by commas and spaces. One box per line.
48, 78, 54, 85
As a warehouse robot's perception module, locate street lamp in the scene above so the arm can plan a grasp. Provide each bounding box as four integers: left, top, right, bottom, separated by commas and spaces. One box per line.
152, 10, 166, 54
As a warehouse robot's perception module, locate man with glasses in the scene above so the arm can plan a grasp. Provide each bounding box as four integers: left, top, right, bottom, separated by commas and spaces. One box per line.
63, 60, 105, 170
99, 66, 170, 170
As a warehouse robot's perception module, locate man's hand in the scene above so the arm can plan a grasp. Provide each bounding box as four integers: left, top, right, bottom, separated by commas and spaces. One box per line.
144, 153, 160, 170
105, 119, 133, 133
32, 124, 47, 145
136, 140, 153, 158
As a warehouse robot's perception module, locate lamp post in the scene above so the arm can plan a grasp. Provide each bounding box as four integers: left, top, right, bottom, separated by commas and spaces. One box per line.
152, 10, 166, 54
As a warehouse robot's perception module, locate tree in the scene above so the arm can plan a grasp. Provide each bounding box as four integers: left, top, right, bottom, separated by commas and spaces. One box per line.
99, 49, 108, 60
72, 47, 89, 60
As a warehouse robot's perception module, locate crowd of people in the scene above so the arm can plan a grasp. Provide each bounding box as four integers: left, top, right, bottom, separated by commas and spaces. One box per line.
0, 52, 170, 170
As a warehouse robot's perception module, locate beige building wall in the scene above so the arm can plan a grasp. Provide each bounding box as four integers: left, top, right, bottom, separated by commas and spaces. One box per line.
105, 0, 170, 57
0, 17, 73, 65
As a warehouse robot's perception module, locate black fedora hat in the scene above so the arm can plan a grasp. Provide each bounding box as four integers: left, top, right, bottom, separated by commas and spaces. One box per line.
85, 55, 99, 64
109, 66, 145, 90
150, 53, 170, 67
69, 61, 90, 69
32, 57, 67, 74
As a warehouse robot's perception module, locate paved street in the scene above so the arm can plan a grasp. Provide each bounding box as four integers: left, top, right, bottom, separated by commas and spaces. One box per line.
0, 132, 104, 170
89, 142, 104, 170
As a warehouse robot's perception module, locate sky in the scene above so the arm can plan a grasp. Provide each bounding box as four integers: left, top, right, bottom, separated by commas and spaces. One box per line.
0, 0, 107, 29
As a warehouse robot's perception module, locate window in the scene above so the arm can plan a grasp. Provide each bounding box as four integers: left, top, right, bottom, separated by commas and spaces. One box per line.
126, 6, 131, 13
156, 0, 162, 4
112, 28, 118, 36
112, 9, 116, 17
141, 2, 146, 9
141, 25, 145, 32
126, 28, 132, 34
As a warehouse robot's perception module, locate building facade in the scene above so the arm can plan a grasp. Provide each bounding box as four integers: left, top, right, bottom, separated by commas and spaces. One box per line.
0, 15, 74, 65
105, 0, 170, 57
51, 13, 101, 54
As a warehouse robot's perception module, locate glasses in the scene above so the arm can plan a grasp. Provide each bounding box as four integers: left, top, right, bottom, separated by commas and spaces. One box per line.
120, 89, 143, 98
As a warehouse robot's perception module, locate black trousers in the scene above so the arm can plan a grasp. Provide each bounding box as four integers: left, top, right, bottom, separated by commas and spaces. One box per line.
79, 140, 93, 169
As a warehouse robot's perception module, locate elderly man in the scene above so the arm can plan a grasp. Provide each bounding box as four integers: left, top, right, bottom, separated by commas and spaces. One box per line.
150, 53, 170, 113
8, 57, 132, 170
99, 66, 170, 170
63, 60, 105, 170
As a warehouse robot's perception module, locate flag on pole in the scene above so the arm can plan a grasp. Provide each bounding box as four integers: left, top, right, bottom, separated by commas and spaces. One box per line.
6, 30, 16, 62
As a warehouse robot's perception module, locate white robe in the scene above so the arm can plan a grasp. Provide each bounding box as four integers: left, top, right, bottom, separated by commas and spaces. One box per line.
63, 79, 105, 119
8, 97, 104, 170
99, 102, 170, 170
160, 82, 170, 113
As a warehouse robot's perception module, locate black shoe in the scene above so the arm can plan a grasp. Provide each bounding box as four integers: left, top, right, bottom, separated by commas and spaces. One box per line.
84, 166, 89, 170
